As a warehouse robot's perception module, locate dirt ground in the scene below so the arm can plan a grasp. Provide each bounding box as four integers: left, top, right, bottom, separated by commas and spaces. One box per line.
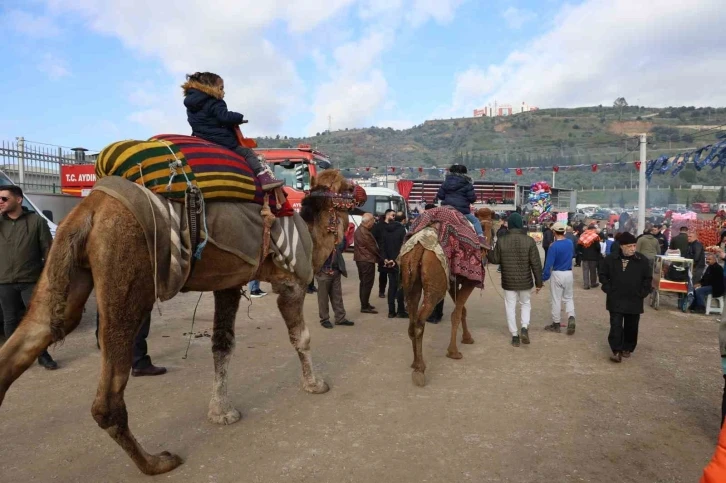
0, 252, 722, 482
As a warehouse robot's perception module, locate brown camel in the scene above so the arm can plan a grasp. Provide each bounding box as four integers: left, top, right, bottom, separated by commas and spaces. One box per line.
0, 169, 354, 475
400, 208, 492, 387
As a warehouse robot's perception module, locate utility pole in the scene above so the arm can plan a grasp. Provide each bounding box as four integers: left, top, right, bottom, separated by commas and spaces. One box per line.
328, 115, 332, 133
552, 170, 556, 188
16, 136, 25, 187
638, 133, 647, 234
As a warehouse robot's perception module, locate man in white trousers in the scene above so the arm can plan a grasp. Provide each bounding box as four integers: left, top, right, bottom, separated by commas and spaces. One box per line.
487, 213, 543, 347
542, 222, 576, 335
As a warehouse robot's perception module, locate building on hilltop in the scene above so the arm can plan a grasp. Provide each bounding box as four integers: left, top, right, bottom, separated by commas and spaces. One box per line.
474, 101, 538, 118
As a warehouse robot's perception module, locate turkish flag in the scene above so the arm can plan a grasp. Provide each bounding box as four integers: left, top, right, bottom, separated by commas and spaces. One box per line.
591, 164, 598, 172
479, 169, 486, 178
515, 168, 523, 176
634, 161, 641, 170
553, 166, 559, 173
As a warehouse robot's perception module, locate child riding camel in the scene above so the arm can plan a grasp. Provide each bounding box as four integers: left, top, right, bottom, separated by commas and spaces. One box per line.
436, 164, 486, 246
181, 72, 283, 191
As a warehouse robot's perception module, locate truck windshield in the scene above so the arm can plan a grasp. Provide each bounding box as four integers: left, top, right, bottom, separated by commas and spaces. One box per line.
271, 163, 311, 191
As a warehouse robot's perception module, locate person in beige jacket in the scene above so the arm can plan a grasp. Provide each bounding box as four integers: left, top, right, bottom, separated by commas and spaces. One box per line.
636, 226, 661, 273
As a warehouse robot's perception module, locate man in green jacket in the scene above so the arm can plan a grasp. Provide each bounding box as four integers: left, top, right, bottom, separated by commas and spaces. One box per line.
669, 226, 689, 257
0, 185, 57, 369
487, 212, 543, 347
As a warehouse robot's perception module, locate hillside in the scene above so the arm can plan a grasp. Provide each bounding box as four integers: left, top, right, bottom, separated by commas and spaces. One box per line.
257, 105, 726, 191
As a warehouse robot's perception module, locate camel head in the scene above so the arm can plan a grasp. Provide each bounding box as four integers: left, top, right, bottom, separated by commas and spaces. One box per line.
301, 169, 366, 270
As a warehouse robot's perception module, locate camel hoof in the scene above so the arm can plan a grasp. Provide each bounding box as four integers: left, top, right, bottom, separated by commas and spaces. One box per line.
462, 337, 475, 345
412, 371, 426, 387
208, 407, 242, 425
303, 378, 330, 394
446, 351, 463, 360
141, 451, 183, 475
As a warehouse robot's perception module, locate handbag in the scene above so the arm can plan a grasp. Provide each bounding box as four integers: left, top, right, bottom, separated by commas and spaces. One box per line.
665, 262, 688, 282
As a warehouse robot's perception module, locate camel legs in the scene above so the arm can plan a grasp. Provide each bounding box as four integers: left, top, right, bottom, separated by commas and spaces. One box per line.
208, 288, 243, 425
461, 305, 475, 345
446, 281, 475, 360
91, 282, 181, 475
0, 269, 93, 406
275, 280, 329, 394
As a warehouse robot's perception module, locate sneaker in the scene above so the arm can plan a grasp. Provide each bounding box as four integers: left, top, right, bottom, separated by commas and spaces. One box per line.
511, 336, 520, 347
610, 352, 622, 363
256, 168, 285, 191
520, 327, 530, 344
320, 320, 333, 329
335, 319, 355, 326
566, 316, 576, 335
250, 290, 267, 298
544, 323, 561, 333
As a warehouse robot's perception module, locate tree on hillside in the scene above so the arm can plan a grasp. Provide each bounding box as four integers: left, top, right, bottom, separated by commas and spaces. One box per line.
668, 185, 678, 204
719, 185, 726, 202
692, 190, 707, 203
613, 97, 628, 121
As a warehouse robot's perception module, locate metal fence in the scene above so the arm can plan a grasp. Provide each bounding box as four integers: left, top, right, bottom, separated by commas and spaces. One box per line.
0, 138, 95, 193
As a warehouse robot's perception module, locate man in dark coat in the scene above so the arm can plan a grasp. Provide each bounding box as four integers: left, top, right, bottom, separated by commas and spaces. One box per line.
542, 223, 554, 262
599, 232, 652, 363
691, 253, 725, 313
687, 231, 706, 283
669, 226, 689, 256
315, 238, 354, 329
487, 213, 543, 347
380, 213, 408, 318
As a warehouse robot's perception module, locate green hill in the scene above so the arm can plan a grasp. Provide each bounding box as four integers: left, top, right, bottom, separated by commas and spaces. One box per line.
257, 105, 726, 192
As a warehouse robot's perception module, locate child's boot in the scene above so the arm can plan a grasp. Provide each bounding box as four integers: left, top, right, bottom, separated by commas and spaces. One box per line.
256, 164, 285, 191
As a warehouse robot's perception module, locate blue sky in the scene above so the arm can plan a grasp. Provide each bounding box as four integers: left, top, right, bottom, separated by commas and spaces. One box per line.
1, 0, 725, 151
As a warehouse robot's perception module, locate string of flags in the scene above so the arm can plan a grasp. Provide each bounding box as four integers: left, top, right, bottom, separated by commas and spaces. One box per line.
341, 135, 726, 183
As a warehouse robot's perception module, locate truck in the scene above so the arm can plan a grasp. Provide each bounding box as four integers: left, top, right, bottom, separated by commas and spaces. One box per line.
403, 179, 519, 212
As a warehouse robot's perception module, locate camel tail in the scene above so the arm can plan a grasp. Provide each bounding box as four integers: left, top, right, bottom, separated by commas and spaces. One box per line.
46, 213, 93, 343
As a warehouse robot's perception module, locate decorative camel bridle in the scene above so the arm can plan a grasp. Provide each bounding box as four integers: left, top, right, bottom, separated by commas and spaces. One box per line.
306, 185, 365, 244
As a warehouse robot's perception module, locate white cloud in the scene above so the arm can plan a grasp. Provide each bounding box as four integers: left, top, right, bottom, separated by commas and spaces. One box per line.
446, 0, 726, 116
501, 6, 536, 30
37, 53, 70, 80
2, 9, 61, 38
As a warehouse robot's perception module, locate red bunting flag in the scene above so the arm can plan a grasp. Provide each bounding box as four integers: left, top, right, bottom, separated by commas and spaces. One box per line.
479, 168, 486, 178
634, 161, 641, 170
591, 164, 598, 172
418, 167, 423, 172
515, 168, 523, 176
553, 166, 559, 173
390, 167, 396, 173
365, 167, 370, 171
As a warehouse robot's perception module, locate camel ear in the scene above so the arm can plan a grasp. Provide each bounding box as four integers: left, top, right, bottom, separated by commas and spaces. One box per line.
310, 175, 318, 189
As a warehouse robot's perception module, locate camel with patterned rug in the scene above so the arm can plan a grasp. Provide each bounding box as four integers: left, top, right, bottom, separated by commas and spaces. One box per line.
0, 134, 361, 476
399, 206, 490, 387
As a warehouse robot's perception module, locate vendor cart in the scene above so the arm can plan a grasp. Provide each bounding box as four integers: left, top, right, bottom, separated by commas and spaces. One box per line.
650, 255, 694, 311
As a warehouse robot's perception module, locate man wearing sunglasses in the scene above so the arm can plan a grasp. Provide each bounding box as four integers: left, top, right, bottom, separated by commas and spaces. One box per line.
0, 185, 58, 369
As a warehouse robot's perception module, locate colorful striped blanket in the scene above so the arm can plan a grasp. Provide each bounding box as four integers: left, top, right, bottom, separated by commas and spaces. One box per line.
95, 134, 275, 207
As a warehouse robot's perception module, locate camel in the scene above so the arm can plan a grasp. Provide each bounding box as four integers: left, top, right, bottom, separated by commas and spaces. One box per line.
0, 169, 354, 475
400, 207, 492, 387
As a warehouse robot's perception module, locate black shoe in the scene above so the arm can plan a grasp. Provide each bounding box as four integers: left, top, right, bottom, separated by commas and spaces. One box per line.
511, 336, 520, 347
335, 319, 355, 326
307, 286, 318, 294
426, 314, 437, 323
379, 293, 386, 299
320, 320, 333, 329
591, 283, 600, 289
566, 316, 576, 335
610, 352, 622, 363
250, 290, 267, 298
520, 327, 530, 344
397, 312, 409, 319
388, 312, 396, 318
622, 351, 631, 358
544, 323, 561, 333
361, 307, 378, 314
427, 317, 442, 324
38, 355, 58, 370
131, 365, 167, 377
